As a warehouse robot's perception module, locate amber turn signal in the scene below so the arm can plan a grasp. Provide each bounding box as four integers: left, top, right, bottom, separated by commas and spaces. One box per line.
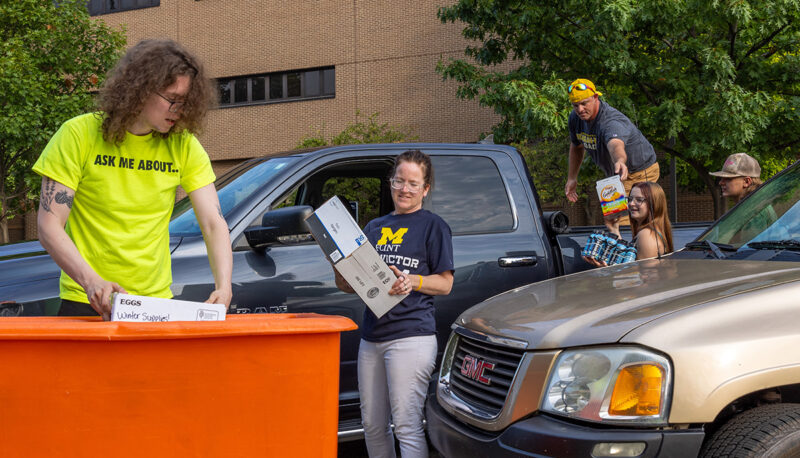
608, 364, 664, 416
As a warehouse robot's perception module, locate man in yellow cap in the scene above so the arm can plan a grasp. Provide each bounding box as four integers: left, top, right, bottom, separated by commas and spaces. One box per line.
565, 78, 659, 224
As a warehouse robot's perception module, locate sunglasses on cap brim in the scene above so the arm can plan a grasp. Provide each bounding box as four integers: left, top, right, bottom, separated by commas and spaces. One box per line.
568, 83, 597, 94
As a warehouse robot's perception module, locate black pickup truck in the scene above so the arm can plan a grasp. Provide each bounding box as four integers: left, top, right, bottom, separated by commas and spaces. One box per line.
0, 143, 706, 440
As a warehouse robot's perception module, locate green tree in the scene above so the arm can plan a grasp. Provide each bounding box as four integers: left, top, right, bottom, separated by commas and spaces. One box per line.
0, 0, 125, 243
515, 139, 605, 223
295, 112, 417, 224
296, 111, 416, 148
438, 0, 800, 218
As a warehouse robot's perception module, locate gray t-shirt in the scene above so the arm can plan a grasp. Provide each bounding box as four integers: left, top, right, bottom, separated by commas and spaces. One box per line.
568, 100, 656, 177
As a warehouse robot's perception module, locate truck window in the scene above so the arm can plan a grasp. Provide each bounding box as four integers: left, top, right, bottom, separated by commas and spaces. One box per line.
270, 160, 393, 229
700, 163, 800, 247
427, 156, 514, 234
320, 177, 382, 227
271, 176, 384, 228
170, 156, 297, 237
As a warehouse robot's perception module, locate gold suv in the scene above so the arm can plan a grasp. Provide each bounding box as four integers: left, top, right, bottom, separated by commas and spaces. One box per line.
428, 160, 800, 458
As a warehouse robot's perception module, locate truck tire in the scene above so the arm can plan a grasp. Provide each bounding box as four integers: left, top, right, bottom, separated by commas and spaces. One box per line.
701, 403, 800, 458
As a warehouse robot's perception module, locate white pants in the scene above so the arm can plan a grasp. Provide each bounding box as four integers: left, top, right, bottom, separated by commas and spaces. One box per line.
358, 335, 438, 458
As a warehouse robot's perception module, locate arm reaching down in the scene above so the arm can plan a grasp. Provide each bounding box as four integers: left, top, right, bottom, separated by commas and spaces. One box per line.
607, 138, 629, 180
189, 183, 233, 307
37, 176, 125, 319
565, 143, 585, 202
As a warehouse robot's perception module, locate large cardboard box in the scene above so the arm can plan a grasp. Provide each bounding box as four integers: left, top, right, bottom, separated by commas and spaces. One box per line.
110, 293, 227, 322
306, 196, 405, 318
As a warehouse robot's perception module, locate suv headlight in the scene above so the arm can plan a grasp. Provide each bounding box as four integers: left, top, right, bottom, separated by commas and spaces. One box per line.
541, 346, 671, 425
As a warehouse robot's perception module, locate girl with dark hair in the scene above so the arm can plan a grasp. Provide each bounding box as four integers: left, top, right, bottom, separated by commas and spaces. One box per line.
334, 149, 454, 457
34, 39, 231, 318
625, 181, 674, 258
585, 181, 673, 265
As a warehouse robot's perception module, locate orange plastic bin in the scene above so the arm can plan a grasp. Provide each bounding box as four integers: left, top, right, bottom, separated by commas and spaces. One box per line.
0, 313, 356, 457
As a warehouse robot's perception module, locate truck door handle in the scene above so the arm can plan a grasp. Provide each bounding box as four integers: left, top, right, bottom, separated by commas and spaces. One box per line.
498, 256, 537, 267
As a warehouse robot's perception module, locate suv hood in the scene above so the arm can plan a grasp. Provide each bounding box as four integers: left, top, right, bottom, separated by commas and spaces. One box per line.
458, 258, 800, 349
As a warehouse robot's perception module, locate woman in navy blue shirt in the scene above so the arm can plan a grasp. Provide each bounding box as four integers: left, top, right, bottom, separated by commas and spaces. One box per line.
335, 149, 454, 457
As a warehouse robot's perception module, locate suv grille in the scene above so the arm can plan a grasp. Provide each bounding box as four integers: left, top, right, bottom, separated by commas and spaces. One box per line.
450, 334, 525, 416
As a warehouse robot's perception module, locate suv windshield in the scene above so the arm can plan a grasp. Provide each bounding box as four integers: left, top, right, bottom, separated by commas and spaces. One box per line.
699, 161, 800, 249
169, 156, 297, 236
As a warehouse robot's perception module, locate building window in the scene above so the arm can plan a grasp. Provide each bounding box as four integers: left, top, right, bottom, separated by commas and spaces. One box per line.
217, 67, 335, 108
86, 0, 160, 15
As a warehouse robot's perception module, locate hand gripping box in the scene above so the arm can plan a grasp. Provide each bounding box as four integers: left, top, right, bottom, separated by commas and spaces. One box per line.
110, 293, 227, 322
305, 196, 405, 318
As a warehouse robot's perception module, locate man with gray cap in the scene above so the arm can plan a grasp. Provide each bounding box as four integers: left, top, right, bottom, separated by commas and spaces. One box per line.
710, 153, 763, 204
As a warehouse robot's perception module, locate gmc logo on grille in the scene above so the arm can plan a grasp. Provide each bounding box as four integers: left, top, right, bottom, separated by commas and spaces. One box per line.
461, 354, 495, 385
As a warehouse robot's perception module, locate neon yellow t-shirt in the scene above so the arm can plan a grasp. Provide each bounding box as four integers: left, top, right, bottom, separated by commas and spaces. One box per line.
33, 113, 216, 303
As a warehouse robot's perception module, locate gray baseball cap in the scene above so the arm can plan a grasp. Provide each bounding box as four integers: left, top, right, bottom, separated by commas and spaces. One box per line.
709, 153, 761, 178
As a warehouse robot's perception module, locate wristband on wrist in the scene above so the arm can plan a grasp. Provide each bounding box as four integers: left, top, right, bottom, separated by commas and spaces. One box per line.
415, 275, 423, 291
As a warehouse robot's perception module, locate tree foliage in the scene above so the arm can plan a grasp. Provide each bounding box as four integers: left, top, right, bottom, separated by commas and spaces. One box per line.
0, 0, 125, 242
438, 0, 800, 217
515, 139, 605, 223
296, 111, 417, 148
294, 112, 418, 225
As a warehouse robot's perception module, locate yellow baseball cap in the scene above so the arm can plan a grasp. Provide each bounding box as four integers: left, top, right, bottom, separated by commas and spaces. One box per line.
568, 78, 602, 103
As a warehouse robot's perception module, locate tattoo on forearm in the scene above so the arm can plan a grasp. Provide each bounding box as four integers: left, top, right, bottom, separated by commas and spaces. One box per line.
40, 178, 73, 213
217, 205, 224, 218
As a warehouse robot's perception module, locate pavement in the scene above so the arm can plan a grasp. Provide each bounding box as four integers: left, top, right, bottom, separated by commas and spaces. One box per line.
337, 439, 442, 457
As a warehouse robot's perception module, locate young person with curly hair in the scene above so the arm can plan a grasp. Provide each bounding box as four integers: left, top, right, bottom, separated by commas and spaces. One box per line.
34, 39, 232, 319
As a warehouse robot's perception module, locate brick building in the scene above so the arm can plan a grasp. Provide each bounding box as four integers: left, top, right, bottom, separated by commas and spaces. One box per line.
91, 0, 501, 171
8, 0, 713, 242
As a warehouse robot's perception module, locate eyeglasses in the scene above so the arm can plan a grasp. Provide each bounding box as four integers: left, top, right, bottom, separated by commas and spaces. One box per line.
567, 83, 596, 94
389, 178, 424, 193
157, 93, 185, 113
627, 196, 647, 205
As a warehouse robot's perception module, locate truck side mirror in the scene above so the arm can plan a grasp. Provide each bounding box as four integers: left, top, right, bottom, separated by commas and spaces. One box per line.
244, 205, 314, 250
543, 211, 569, 234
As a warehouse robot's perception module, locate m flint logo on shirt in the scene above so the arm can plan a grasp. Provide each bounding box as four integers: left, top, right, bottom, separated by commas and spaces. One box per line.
377, 227, 408, 245
93, 154, 179, 174
375, 226, 420, 269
